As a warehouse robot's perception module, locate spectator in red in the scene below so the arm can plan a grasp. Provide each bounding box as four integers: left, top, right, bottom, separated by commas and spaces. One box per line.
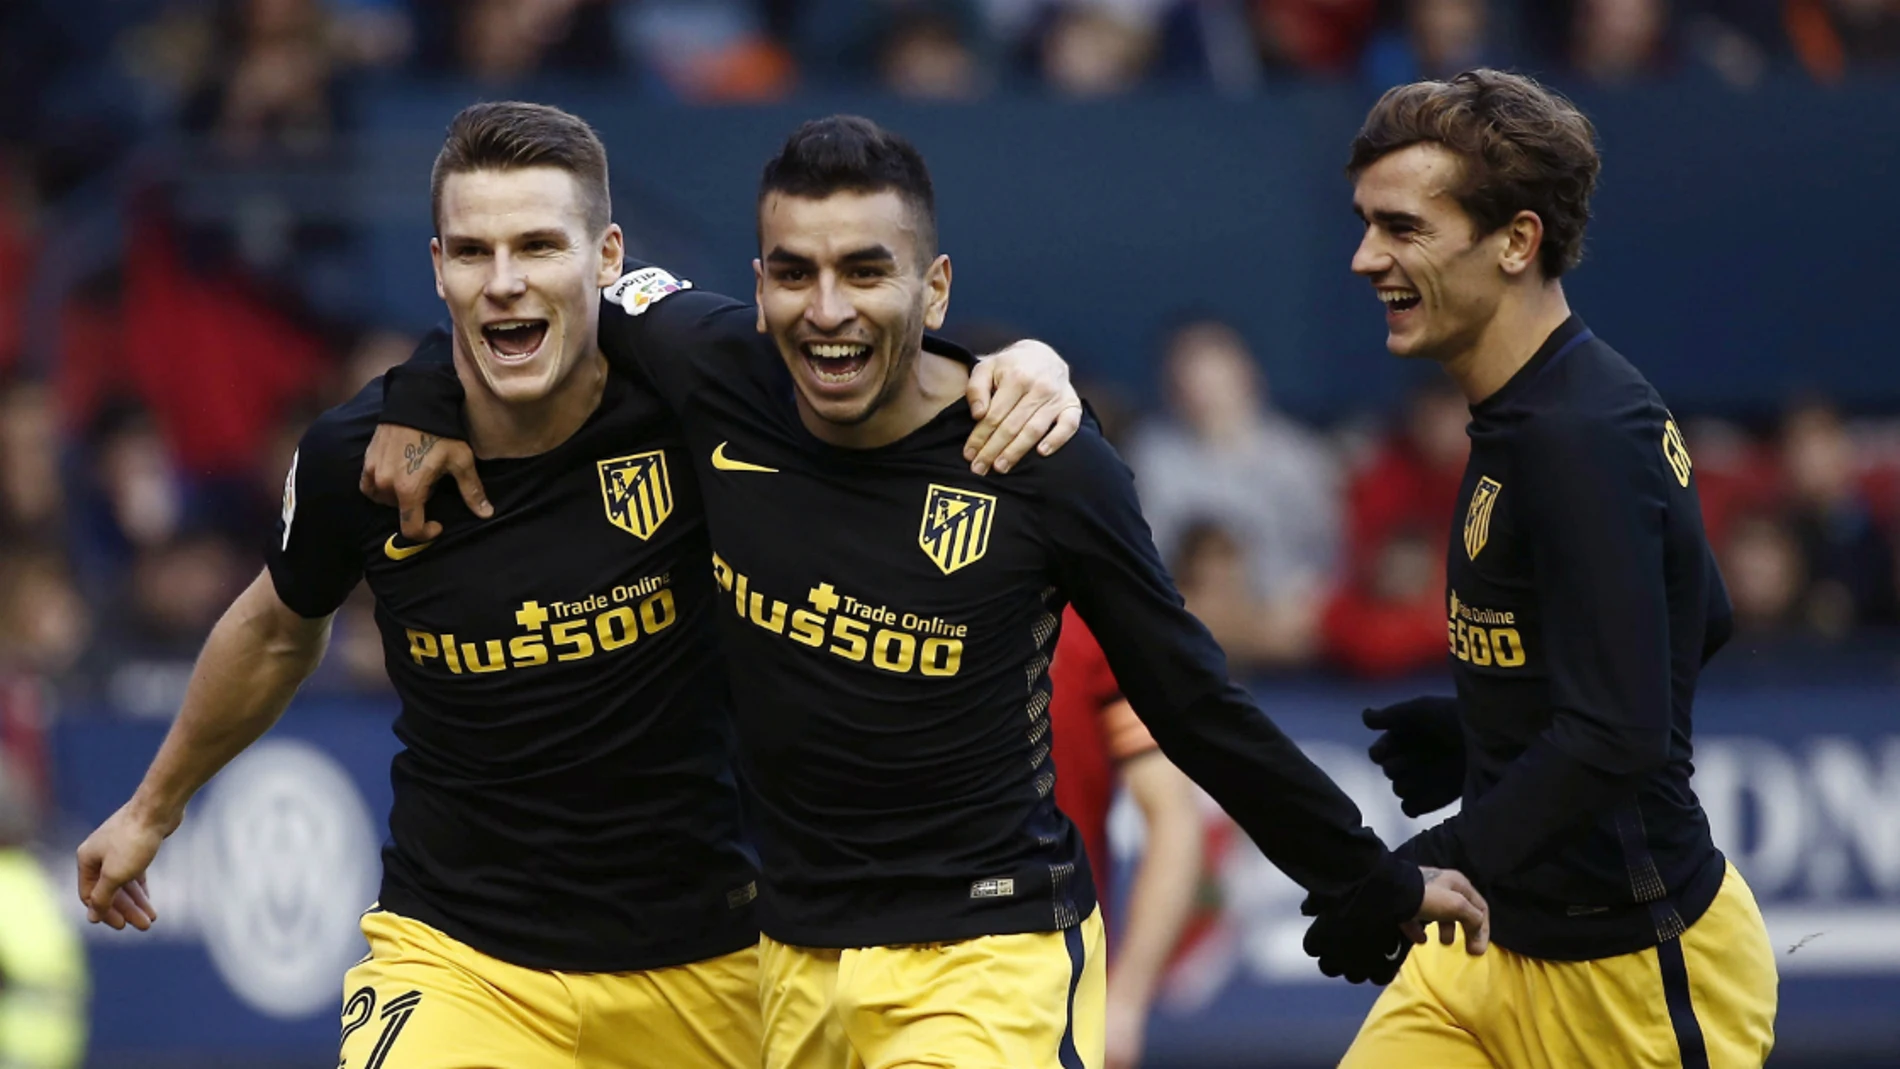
1251, 0, 1381, 75
1787, 0, 1900, 82
1050, 607, 1202, 1069
1320, 378, 1466, 677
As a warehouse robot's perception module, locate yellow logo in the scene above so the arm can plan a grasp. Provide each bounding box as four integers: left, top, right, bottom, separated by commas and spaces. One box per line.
1662, 419, 1693, 488
1464, 476, 1503, 560
599, 451, 674, 540
711, 442, 778, 473
383, 534, 433, 561
919, 484, 997, 576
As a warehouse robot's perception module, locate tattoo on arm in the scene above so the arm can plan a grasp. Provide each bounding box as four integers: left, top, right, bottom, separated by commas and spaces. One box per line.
403, 434, 439, 476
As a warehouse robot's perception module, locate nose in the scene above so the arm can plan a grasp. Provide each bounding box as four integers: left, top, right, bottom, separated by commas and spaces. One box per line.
1351, 228, 1391, 278
804, 274, 856, 333
484, 249, 529, 302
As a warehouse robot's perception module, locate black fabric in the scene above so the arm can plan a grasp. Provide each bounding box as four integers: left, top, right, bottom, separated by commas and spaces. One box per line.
388, 262, 1420, 948
1059, 924, 1087, 1069
1417, 316, 1729, 961
272, 367, 756, 971
1657, 935, 1713, 1069
1300, 885, 1412, 985
1364, 696, 1466, 818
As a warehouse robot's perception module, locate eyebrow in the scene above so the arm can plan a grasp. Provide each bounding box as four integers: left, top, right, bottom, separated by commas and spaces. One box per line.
441, 228, 572, 247
764, 245, 898, 267
1355, 207, 1425, 229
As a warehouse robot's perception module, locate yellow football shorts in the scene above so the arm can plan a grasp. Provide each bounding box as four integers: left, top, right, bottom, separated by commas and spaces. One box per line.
1341, 861, 1778, 1069
337, 909, 762, 1069
758, 908, 1107, 1069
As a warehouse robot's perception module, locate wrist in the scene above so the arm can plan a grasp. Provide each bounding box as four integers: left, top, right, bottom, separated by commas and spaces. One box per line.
127, 788, 186, 837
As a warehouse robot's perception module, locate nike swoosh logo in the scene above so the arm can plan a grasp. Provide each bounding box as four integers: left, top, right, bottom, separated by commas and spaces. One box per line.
711, 442, 778, 473
383, 534, 434, 561
1385, 941, 1406, 961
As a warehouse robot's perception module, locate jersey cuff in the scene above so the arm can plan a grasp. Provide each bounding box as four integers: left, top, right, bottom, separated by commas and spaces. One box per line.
382, 362, 468, 439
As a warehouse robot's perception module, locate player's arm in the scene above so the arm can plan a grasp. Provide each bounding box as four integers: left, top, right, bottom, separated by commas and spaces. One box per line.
77, 418, 363, 931
1105, 734, 1202, 1069
592, 266, 1082, 470
75, 572, 333, 930
364, 269, 1081, 536
1041, 431, 1485, 947
1402, 412, 1673, 882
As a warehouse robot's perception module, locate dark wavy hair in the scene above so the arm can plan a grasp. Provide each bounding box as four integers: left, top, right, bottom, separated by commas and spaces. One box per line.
1348, 69, 1600, 278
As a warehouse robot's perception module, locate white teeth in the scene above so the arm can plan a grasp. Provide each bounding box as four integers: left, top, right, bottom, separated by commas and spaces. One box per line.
808, 343, 869, 359
487, 319, 542, 330
1378, 291, 1418, 305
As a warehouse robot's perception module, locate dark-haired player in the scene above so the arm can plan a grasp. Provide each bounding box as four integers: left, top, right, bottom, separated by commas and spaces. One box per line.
1328, 69, 1778, 1067
74, 101, 1078, 1069
374, 113, 1489, 1069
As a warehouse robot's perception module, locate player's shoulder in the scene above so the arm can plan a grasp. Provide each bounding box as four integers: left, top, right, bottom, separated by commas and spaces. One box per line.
1008, 416, 1135, 501
600, 262, 754, 334
297, 377, 383, 473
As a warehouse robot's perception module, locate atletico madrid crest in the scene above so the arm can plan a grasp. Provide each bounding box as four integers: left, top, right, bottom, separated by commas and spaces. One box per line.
1464, 476, 1502, 560
919, 484, 996, 575
598, 451, 674, 540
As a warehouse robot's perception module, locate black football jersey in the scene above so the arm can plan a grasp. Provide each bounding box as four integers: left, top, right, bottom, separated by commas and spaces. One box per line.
1414, 316, 1730, 960
383, 265, 1416, 948
267, 368, 757, 971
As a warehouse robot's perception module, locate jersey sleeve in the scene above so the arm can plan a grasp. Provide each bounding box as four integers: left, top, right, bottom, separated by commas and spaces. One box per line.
378, 328, 465, 438
265, 409, 370, 618
1411, 412, 1673, 882
596, 262, 761, 413
379, 261, 760, 435
1039, 428, 1418, 915
1100, 699, 1158, 763
1062, 614, 1156, 761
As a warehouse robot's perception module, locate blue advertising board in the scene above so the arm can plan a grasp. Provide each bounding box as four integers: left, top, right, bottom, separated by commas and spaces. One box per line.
49, 683, 1900, 1066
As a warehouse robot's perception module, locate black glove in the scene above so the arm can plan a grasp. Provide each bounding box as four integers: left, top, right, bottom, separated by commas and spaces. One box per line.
1364, 696, 1465, 818
1297, 853, 1423, 986
1300, 895, 1412, 985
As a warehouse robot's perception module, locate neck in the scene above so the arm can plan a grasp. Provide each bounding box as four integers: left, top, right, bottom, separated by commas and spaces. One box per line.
1440, 280, 1572, 405
457, 344, 610, 459
800, 347, 968, 450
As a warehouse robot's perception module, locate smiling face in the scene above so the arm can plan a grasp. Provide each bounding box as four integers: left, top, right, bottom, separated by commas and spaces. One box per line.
753, 188, 950, 428
1349, 142, 1519, 364
431, 165, 623, 409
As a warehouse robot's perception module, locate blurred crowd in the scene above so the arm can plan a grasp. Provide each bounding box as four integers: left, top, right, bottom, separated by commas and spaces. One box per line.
1068, 318, 1900, 681
8, 0, 1900, 136
0, 0, 1896, 739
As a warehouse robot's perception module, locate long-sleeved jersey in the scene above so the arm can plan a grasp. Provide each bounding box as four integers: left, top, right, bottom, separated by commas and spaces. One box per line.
1409, 315, 1732, 961
269, 370, 758, 972
385, 263, 1419, 949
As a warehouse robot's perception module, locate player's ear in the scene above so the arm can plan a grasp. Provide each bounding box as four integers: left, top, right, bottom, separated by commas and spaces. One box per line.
431, 237, 446, 300
596, 224, 625, 288
1499, 210, 1543, 278
753, 259, 767, 334
923, 254, 952, 331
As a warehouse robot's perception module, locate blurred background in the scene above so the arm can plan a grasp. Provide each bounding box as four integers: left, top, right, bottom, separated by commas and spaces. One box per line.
0, 0, 1897, 1066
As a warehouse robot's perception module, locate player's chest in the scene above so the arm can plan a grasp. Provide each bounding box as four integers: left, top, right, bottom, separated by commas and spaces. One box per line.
362, 439, 708, 638
1443, 450, 1544, 679
694, 439, 1046, 664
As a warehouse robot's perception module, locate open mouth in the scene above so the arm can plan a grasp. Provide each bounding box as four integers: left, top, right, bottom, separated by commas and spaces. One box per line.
1379, 289, 1421, 315
481, 319, 549, 362
801, 341, 872, 386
